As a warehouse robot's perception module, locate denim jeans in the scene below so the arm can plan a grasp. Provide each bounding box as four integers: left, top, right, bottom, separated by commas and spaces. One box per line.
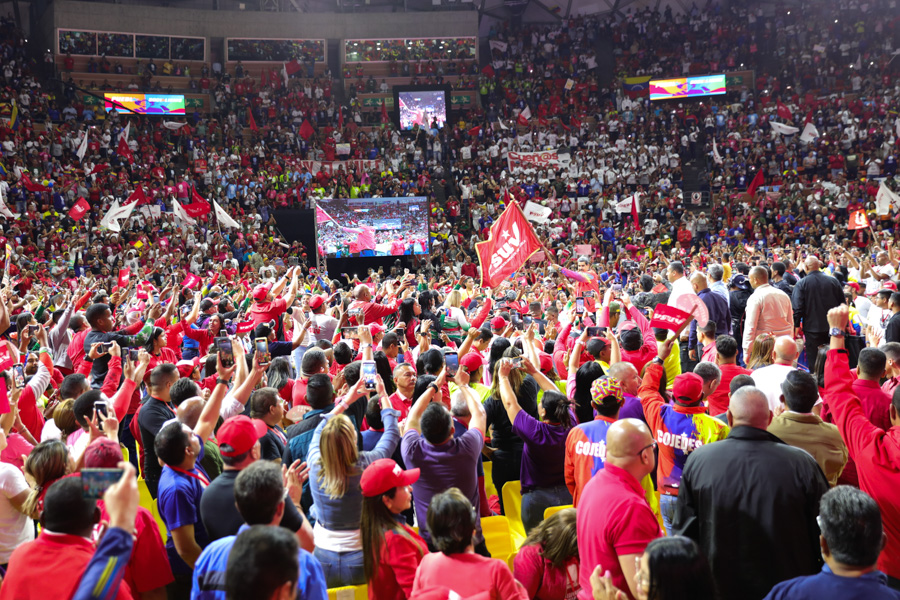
292, 345, 307, 379
659, 493, 678, 535
521, 485, 573, 534
313, 547, 365, 588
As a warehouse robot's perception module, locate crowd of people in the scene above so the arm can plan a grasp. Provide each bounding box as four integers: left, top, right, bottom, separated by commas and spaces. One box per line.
0, 0, 899, 598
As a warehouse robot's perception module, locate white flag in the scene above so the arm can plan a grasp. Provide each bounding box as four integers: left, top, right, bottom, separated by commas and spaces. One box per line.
489, 40, 508, 53
173, 199, 196, 226
770, 121, 799, 136
162, 121, 186, 130
282, 63, 290, 88
0, 187, 17, 220
799, 122, 820, 144
119, 122, 130, 143
214, 200, 240, 229
523, 201, 552, 224
712, 138, 723, 164
614, 195, 638, 213
876, 181, 900, 216
498, 119, 509, 130
75, 130, 89, 162
99, 200, 137, 232
855, 53, 862, 70
520, 106, 532, 121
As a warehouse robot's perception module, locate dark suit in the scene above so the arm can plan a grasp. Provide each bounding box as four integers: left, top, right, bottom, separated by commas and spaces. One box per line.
792, 271, 845, 351
674, 425, 829, 600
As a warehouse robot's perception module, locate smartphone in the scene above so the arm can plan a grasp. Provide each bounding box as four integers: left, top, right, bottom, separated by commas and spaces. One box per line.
81, 468, 123, 500
98, 342, 113, 354
289, 256, 299, 266
586, 326, 602, 337
511, 357, 524, 369
362, 360, 377, 391
217, 337, 234, 368
128, 348, 139, 362
444, 352, 459, 377
255, 337, 270, 365
27, 324, 38, 336
584, 291, 594, 298
612, 283, 623, 292
523, 315, 533, 325
575, 297, 585, 314
94, 400, 109, 418
342, 327, 359, 340
12, 364, 24, 388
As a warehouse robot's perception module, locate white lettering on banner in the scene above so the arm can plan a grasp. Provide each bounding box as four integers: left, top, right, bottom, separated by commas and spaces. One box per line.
653, 313, 685, 326
574, 440, 607, 459
295, 159, 383, 174
490, 222, 522, 271
657, 430, 703, 452
507, 150, 570, 170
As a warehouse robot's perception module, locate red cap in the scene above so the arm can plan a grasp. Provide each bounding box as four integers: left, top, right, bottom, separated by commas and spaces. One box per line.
879, 281, 898, 293
176, 357, 200, 379
84, 437, 124, 469
369, 323, 384, 335
846, 282, 860, 292
538, 352, 553, 374
308, 295, 325, 310
672, 372, 704, 404
360, 458, 420, 497
252, 284, 272, 301
460, 352, 483, 373
217, 416, 268, 456
490, 316, 506, 330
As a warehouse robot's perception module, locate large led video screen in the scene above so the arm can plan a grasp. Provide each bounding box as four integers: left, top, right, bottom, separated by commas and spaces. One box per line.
398, 90, 446, 130
649, 74, 726, 101
316, 197, 429, 258
104, 93, 186, 115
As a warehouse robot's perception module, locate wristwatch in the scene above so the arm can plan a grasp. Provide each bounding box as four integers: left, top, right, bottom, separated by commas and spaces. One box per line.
215, 378, 230, 386
653, 357, 665, 365
427, 383, 439, 393
829, 327, 845, 338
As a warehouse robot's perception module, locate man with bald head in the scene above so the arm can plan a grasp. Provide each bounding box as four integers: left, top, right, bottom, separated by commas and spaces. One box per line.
673, 386, 829, 600
750, 336, 802, 411
743, 265, 794, 356
688, 271, 730, 362
346, 279, 414, 326
576, 419, 662, 600
792, 255, 846, 355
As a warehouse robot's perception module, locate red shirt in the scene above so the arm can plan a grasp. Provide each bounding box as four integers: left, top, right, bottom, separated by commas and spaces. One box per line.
347, 298, 400, 326
576, 464, 662, 600
249, 297, 287, 328
825, 349, 900, 578
368, 524, 428, 600
1, 531, 134, 600
706, 363, 752, 416
412, 551, 528, 599
387, 390, 413, 420
291, 376, 309, 407
513, 543, 581, 600
851, 378, 892, 432
97, 502, 174, 594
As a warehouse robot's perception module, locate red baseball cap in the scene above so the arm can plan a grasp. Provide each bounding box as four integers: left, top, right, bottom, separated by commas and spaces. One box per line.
176, 357, 200, 379
673, 372, 704, 404
308, 295, 325, 310
879, 281, 898, 293
460, 352, 483, 373
217, 416, 268, 456
537, 352, 554, 374
252, 284, 272, 301
490, 316, 506, 330
360, 458, 420, 497
84, 437, 124, 469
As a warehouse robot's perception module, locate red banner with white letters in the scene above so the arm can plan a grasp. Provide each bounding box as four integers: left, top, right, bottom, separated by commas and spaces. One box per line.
649, 304, 693, 332
475, 203, 542, 288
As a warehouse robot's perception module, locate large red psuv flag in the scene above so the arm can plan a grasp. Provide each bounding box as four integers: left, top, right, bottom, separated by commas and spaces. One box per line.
69, 197, 90, 221
848, 209, 870, 230
649, 304, 693, 332
475, 203, 542, 288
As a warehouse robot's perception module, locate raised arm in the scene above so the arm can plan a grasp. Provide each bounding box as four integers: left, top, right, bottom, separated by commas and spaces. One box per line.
195, 354, 234, 443
404, 368, 445, 434
497, 359, 524, 423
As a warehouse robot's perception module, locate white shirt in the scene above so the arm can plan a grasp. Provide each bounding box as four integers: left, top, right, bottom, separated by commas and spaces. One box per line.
667, 276, 694, 308
0, 463, 33, 563
751, 364, 796, 412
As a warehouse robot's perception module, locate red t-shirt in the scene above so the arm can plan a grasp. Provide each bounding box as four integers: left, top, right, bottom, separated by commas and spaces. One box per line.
96, 502, 175, 594
250, 297, 287, 328
576, 464, 662, 600
513, 543, 581, 600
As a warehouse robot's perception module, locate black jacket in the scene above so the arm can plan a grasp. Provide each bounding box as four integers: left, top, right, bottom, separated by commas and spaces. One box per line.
886, 311, 900, 344
673, 425, 829, 600
792, 271, 845, 333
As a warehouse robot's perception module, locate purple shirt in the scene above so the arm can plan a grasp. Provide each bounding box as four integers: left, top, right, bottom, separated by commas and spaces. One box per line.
401, 428, 483, 543
619, 394, 647, 424
512, 410, 571, 493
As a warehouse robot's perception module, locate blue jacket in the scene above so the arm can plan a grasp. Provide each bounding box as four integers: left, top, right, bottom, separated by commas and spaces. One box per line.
764, 565, 900, 600
689, 287, 731, 352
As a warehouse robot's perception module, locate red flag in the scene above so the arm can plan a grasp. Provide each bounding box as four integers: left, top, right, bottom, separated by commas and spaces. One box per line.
746, 169, 764, 197
517, 113, 529, 127
235, 319, 256, 334
125, 186, 149, 206
481, 65, 495, 78
299, 119, 315, 140
117, 268, 131, 289
468, 125, 481, 138
182, 273, 201, 289
571, 115, 582, 129
475, 203, 542, 288
69, 197, 90, 221
538, 116, 549, 127
117, 136, 133, 163
631, 196, 640, 229
248, 108, 259, 132
316, 204, 336, 224
284, 59, 303, 76
183, 189, 211, 218
804, 111, 813, 125
848, 209, 870, 230
649, 304, 693, 332
338, 108, 344, 130
89, 163, 110, 176
20, 174, 48, 193
380, 99, 388, 123
776, 100, 793, 122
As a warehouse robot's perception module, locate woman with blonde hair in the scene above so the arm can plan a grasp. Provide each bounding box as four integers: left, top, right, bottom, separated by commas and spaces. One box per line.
745, 333, 776, 370
307, 375, 400, 588
441, 289, 470, 343
513, 508, 581, 599
22, 439, 72, 520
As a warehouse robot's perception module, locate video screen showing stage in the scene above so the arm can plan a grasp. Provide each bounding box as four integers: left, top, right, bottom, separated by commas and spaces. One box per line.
398, 90, 446, 130
316, 197, 429, 258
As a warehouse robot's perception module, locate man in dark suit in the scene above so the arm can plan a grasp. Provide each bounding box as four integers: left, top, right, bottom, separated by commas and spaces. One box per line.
792, 256, 846, 355
885, 292, 900, 344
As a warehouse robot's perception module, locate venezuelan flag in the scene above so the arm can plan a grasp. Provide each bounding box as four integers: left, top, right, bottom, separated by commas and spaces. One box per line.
8, 104, 18, 131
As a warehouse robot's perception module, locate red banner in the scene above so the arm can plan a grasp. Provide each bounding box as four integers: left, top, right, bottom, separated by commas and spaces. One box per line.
236, 319, 256, 334
848, 209, 870, 230
649, 304, 694, 332
475, 204, 542, 288
69, 197, 90, 221
117, 268, 131, 289
183, 189, 211, 218
182, 273, 201, 289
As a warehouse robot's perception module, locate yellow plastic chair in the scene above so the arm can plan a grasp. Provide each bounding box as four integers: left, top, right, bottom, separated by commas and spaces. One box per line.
481, 515, 524, 563
483, 460, 498, 500
327, 584, 368, 600
501, 481, 526, 539
137, 477, 167, 542
543, 504, 574, 521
